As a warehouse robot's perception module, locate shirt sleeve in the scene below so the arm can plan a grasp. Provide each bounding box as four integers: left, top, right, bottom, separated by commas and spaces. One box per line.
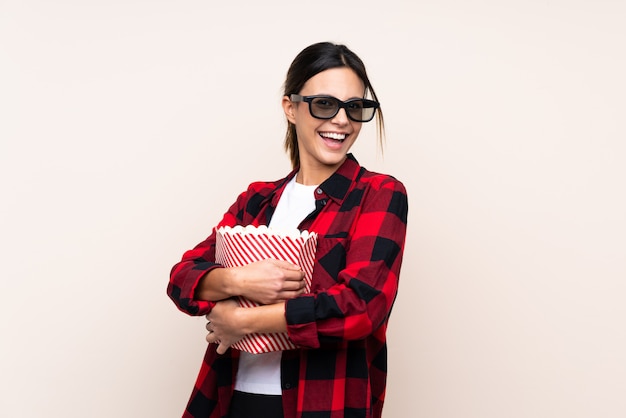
285, 177, 409, 348
167, 189, 249, 316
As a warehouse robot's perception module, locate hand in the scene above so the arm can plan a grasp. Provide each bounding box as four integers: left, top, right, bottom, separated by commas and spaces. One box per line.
233, 259, 306, 304
205, 298, 244, 355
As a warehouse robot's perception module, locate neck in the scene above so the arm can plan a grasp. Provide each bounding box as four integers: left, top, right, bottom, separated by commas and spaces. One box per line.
296, 171, 321, 186
296, 163, 340, 185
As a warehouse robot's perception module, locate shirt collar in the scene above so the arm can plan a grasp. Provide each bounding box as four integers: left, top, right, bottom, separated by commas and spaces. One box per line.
265, 153, 362, 207
317, 153, 361, 204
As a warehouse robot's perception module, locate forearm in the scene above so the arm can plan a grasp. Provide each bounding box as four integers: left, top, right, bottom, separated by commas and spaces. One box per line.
195, 267, 239, 302
196, 260, 306, 304
238, 302, 287, 334
169, 257, 221, 315
205, 300, 288, 354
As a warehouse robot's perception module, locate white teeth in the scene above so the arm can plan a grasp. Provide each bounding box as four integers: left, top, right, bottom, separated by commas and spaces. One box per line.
320, 132, 346, 140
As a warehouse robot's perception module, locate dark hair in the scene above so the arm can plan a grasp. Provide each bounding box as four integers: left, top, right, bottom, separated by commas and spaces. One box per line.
283, 42, 385, 168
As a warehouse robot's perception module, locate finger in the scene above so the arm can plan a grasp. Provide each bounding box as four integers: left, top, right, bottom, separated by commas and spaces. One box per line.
279, 289, 306, 300
283, 271, 306, 282
216, 341, 230, 355
205, 331, 214, 343
282, 279, 306, 291
268, 259, 302, 270
205, 322, 212, 331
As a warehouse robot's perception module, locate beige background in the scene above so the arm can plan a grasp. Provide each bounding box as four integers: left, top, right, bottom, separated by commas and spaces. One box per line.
1, 1, 625, 417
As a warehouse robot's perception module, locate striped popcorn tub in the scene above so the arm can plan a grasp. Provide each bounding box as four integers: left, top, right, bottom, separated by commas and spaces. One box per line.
215, 225, 318, 353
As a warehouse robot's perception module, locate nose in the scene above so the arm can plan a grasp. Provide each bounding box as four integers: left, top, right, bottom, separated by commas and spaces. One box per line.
331, 107, 350, 125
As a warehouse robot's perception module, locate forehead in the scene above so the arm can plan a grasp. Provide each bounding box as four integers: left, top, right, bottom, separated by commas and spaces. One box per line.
300, 67, 365, 99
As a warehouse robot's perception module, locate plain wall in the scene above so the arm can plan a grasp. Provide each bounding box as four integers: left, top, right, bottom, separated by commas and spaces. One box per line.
1, 1, 625, 417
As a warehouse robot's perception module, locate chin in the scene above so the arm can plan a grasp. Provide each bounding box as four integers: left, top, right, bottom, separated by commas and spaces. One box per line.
319, 152, 348, 167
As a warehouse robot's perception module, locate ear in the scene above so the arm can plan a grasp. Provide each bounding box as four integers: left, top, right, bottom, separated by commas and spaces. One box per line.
282, 95, 297, 124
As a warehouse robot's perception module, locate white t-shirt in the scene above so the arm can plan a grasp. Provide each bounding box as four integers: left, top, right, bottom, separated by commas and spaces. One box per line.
234, 175, 317, 395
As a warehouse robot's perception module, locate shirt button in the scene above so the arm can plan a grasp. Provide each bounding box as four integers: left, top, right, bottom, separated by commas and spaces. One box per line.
316, 188, 323, 195
284, 383, 292, 389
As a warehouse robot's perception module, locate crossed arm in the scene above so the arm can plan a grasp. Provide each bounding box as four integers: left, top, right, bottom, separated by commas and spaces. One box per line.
169, 176, 408, 354
198, 259, 305, 354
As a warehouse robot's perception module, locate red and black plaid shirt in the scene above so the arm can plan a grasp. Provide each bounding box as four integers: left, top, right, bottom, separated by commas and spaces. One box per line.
168, 154, 408, 418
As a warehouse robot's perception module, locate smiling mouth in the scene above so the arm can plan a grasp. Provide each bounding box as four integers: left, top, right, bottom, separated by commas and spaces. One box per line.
319, 132, 347, 142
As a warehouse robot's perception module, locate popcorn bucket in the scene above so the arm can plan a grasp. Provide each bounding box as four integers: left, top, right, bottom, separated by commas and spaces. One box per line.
215, 225, 318, 353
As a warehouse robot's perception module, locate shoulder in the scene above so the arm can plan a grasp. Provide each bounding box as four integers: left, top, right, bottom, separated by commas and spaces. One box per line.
244, 178, 285, 195
222, 175, 291, 224
354, 168, 408, 222
234, 175, 291, 203
358, 167, 407, 196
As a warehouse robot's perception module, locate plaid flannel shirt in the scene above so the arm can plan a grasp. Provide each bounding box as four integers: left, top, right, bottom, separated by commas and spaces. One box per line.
168, 154, 408, 418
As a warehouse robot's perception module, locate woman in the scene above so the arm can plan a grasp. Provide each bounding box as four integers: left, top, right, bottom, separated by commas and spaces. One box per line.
168, 41, 408, 418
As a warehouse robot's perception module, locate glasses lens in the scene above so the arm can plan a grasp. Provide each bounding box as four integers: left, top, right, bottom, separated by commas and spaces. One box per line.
346, 100, 377, 122
310, 97, 339, 119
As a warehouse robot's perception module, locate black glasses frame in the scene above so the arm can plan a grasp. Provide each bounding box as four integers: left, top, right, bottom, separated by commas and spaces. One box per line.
290, 94, 380, 122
